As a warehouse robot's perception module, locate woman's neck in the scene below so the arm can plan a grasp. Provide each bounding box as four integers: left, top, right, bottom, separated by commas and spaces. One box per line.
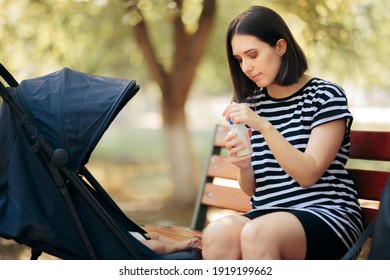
266, 74, 311, 99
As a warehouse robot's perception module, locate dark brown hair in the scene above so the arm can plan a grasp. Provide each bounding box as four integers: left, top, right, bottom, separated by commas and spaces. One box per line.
226, 6, 308, 102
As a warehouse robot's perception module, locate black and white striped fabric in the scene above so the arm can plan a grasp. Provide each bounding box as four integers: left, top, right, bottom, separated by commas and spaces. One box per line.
247, 78, 363, 249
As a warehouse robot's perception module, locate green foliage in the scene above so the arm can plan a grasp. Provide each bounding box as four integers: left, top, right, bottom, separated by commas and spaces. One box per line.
1, 0, 389, 101
122, 0, 207, 72
0, 0, 145, 80
274, 0, 390, 90
199, 0, 390, 96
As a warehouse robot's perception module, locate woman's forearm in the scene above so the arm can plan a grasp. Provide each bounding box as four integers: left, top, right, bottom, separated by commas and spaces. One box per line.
238, 166, 256, 196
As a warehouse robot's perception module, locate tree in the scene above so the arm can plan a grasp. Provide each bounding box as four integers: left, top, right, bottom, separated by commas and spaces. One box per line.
124, 0, 217, 207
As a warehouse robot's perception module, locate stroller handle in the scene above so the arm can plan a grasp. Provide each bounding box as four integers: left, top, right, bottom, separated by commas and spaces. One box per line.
0, 79, 13, 104
0, 63, 19, 87
0, 63, 19, 104
0, 64, 25, 117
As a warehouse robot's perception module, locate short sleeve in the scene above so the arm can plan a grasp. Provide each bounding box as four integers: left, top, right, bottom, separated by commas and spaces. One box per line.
311, 84, 353, 136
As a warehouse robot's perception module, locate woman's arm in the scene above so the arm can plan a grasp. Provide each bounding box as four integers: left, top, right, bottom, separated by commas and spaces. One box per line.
238, 167, 256, 196
224, 102, 346, 188
258, 118, 346, 188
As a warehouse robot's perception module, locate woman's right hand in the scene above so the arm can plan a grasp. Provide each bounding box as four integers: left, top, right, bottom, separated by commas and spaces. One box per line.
225, 130, 256, 196
225, 130, 252, 170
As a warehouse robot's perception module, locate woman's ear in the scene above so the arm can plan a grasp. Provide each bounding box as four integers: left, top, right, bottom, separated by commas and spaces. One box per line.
276, 39, 287, 56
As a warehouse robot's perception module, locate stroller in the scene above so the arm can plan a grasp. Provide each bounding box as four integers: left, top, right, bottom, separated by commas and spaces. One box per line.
0, 64, 200, 260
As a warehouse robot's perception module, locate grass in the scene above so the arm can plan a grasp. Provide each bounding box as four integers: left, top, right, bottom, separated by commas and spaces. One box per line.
91, 127, 214, 165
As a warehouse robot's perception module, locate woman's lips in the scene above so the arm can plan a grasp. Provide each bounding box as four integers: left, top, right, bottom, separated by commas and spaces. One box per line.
250, 73, 260, 81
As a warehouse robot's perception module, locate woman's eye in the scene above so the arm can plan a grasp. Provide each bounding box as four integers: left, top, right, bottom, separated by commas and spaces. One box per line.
249, 52, 257, 59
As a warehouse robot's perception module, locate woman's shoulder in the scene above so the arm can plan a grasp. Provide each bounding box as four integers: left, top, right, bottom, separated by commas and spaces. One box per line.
304, 77, 347, 98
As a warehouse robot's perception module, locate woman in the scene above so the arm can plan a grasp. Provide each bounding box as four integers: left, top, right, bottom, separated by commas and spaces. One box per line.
201, 6, 363, 260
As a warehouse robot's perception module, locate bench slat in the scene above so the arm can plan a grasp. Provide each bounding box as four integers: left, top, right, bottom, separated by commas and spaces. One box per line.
348, 169, 389, 201
360, 207, 378, 229
207, 155, 238, 180
202, 183, 251, 213
350, 130, 390, 160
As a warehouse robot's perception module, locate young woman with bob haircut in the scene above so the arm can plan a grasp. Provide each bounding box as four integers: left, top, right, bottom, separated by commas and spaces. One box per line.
201, 6, 363, 260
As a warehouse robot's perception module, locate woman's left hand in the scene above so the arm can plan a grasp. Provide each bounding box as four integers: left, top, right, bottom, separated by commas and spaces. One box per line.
222, 102, 267, 132
222, 102, 249, 124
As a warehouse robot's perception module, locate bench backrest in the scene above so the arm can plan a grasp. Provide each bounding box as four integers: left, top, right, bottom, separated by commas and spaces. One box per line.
348, 130, 390, 227
191, 124, 390, 230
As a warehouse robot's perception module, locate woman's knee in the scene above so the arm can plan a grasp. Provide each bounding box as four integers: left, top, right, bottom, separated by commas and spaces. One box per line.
202, 215, 248, 259
240, 219, 276, 259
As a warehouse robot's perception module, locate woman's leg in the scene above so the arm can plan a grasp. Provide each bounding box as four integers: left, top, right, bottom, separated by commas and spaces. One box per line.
202, 215, 250, 259
240, 212, 307, 260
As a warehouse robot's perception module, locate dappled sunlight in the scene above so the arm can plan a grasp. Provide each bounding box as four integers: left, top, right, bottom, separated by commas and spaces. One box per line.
86, 160, 175, 214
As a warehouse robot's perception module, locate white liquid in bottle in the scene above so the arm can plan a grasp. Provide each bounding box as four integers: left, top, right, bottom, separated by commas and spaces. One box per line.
228, 121, 252, 157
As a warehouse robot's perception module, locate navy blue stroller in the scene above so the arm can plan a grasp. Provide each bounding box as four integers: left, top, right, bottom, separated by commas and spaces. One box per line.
0, 64, 200, 260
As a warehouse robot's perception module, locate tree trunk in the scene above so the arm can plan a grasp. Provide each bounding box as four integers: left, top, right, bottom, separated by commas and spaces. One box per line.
162, 105, 199, 207
127, 0, 216, 208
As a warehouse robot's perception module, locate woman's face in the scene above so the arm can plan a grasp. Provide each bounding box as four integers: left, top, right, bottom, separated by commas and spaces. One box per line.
231, 34, 283, 88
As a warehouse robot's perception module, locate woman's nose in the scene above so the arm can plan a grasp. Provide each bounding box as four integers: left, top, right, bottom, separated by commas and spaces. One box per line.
242, 59, 253, 74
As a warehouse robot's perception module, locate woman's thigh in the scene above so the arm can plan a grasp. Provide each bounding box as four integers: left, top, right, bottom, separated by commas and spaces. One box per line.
241, 211, 307, 259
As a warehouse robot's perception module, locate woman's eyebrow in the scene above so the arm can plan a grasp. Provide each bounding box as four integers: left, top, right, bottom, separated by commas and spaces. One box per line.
233, 48, 257, 56
244, 48, 257, 54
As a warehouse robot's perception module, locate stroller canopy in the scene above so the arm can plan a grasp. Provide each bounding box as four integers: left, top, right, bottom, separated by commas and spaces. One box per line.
11, 67, 139, 171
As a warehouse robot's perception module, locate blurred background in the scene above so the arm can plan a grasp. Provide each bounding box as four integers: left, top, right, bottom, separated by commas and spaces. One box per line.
1, 0, 389, 259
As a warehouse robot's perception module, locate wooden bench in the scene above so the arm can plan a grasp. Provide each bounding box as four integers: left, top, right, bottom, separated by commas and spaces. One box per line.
144, 124, 390, 258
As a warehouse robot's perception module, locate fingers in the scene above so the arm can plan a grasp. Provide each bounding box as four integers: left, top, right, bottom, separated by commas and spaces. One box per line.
225, 132, 251, 162
222, 102, 241, 123
222, 102, 238, 117
224, 102, 253, 126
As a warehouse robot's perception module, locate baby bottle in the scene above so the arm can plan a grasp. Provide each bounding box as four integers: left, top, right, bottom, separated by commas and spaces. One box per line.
228, 120, 252, 157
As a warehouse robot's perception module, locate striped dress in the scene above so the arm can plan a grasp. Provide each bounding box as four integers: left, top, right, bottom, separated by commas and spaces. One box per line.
247, 78, 363, 249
